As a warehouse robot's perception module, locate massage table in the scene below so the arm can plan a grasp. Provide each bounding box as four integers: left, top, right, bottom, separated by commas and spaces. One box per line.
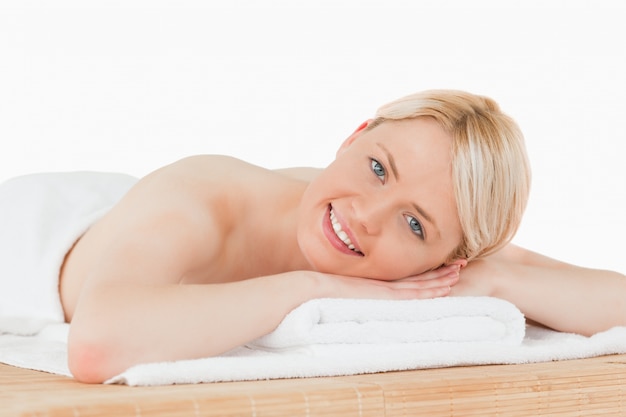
3, 354, 626, 416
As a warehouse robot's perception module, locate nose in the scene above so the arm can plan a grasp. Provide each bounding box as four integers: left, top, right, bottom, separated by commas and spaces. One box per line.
350, 196, 390, 235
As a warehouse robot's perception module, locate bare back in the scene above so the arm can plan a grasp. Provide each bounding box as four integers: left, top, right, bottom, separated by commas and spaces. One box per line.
59, 156, 317, 321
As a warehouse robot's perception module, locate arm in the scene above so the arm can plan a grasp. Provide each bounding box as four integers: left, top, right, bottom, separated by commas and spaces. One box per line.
69, 269, 318, 383
70, 266, 458, 384
451, 244, 626, 336
67, 162, 459, 383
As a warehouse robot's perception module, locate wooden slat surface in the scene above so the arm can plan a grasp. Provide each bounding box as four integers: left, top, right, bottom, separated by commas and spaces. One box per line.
2, 354, 626, 416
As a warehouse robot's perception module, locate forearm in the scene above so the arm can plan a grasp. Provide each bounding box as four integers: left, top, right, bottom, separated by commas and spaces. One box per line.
68, 272, 320, 383
69, 264, 459, 383
491, 246, 626, 336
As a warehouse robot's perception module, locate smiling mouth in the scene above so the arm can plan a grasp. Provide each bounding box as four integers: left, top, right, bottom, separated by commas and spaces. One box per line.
329, 206, 364, 255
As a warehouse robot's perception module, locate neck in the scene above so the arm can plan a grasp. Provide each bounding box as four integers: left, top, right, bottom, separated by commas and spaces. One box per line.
247, 178, 312, 274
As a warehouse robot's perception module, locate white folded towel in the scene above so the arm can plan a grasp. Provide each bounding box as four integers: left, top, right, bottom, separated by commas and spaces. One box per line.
3, 296, 626, 386
249, 297, 525, 350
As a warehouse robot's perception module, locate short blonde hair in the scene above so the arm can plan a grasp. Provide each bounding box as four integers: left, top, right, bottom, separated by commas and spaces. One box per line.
370, 90, 531, 262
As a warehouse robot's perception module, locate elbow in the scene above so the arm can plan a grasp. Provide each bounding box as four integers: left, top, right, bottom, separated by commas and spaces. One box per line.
68, 335, 124, 384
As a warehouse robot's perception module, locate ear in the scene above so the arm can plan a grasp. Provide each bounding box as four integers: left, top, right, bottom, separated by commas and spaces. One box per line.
337, 119, 372, 156
447, 259, 468, 269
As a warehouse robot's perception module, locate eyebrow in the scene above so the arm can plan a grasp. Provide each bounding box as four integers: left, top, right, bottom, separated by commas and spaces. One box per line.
376, 142, 400, 181
376, 142, 439, 235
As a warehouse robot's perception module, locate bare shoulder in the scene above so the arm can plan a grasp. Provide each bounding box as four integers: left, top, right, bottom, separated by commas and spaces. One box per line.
65, 156, 260, 287
160, 155, 320, 182
100, 155, 259, 254
62, 154, 296, 319
274, 166, 322, 181
91, 154, 301, 266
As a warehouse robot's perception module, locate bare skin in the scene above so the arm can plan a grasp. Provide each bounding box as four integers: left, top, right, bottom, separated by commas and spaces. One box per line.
61, 118, 466, 383
451, 245, 626, 336
60, 118, 626, 383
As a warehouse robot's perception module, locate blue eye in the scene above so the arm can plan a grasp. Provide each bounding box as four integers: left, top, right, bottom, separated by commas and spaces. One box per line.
406, 215, 424, 239
370, 159, 385, 181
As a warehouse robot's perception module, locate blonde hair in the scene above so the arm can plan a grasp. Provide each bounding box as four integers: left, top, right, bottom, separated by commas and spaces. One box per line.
369, 90, 531, 262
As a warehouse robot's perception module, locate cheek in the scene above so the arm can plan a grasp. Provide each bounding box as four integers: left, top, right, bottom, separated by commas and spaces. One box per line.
366, 244, 426, 280
368, 238, 453, 279
296, 202, 336, 274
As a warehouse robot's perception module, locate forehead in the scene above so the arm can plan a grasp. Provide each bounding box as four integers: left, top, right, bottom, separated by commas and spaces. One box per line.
365, 117, 453, 173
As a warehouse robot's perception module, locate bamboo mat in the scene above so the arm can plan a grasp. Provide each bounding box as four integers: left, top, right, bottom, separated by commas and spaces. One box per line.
2, 354, 626, 416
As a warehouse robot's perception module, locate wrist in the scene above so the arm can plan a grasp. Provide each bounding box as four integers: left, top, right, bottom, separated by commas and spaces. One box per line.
303, 270, 335, 299
272, 270, 330, 305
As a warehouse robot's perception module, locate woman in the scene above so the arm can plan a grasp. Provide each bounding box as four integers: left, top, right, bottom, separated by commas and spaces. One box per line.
2, 90, 625, 383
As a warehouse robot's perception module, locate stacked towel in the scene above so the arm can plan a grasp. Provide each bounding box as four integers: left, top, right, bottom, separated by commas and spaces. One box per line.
3, 296, 626, 386
109, 296, 527, 385
249, 297, 525, 350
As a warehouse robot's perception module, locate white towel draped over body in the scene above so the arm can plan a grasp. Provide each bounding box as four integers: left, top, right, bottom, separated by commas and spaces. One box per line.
0, 171, 137, 328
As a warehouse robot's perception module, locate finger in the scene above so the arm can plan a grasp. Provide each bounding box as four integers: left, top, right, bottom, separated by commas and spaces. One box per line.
392, 284, 453, 300
397, 264, 461, 282
398, 267, 460, 285
389, 272, 459, 290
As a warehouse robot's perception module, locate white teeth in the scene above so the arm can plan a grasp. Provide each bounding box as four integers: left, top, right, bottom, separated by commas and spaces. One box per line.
330, 208, 358, 252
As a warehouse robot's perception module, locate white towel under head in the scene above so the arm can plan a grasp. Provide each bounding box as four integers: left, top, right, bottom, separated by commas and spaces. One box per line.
249, 297, 525, 350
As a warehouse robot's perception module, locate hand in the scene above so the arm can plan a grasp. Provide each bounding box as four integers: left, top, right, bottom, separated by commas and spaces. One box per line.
313, 264, 461, 300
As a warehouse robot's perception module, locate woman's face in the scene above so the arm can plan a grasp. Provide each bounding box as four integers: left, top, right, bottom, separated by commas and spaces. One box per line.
297, 117, 463, 280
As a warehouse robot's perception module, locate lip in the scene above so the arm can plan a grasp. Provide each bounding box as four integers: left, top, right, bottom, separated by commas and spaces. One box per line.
322, 204, 364, 256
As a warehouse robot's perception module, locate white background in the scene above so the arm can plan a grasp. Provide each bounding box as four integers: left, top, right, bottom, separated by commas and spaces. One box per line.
1, 0, 624, 273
